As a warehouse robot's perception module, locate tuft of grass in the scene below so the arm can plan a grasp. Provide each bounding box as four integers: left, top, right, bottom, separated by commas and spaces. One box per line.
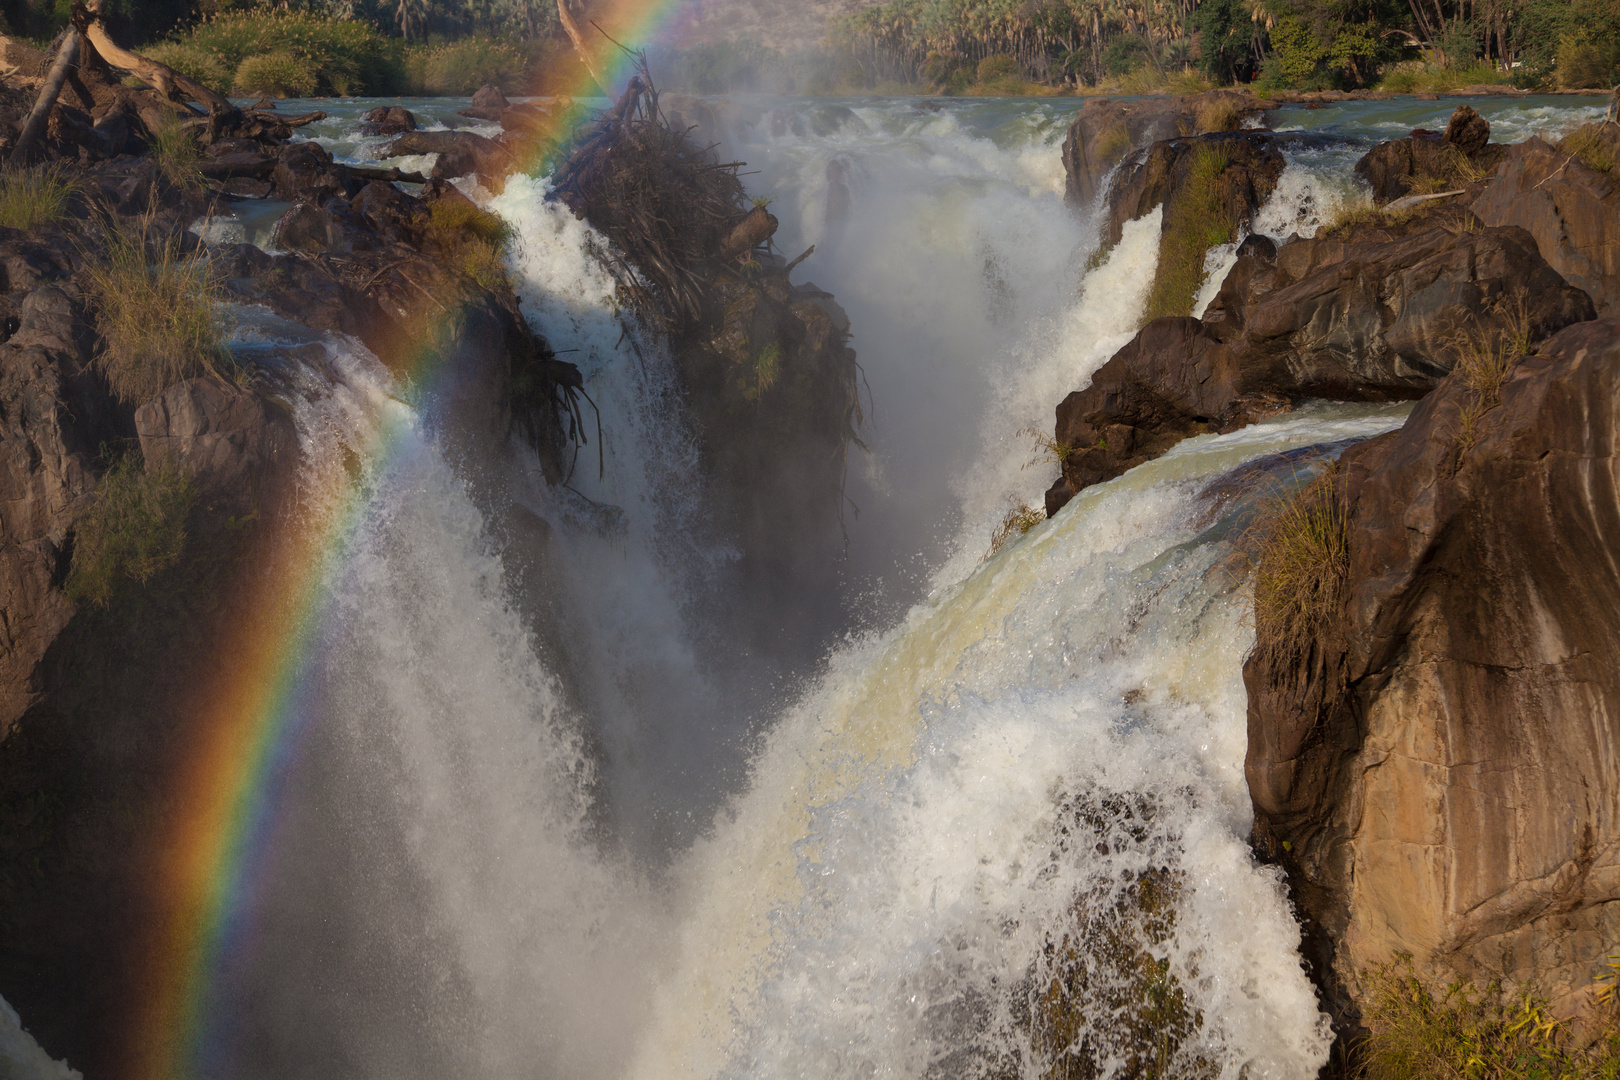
426, 200, 514, 291
1446, 289, 1531, 453
1021, 425, 1076, 468
84, 213, 229, 404
0, 164, 77, 231
147, 114, 203, 189
1360, 954, 1620, 1080
1094, 121, 1132, 165
1195, 97, 1242, 134
233, 51, 318, 98
1245, 462, 1348, 665
1560, 125, 1618, 175
986, 500, 1044, 558
65, 454, 196, 609
1143, 145, 1233, 323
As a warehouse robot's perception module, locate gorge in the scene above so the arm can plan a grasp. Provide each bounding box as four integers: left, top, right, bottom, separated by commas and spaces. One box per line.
0, 28, 1617, 1080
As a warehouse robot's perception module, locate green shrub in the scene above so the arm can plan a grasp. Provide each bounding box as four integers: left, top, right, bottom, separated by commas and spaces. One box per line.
66, 455, 195, 609
233, 51, 318, 98
85, 212, 229, 405
1557, 33, 1620, 89
155, 10, 403, 97
403, 36, 528, 96
0, 164, 76, 230
977, 54, 1021, 81
140, 41, 232, 93
1361, 954, 1620, 1080
1143, 144, 1234, 323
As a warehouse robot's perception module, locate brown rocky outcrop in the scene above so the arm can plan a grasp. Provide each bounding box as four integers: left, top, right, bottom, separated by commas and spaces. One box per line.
1044, 213, 1594, 514
1471, 126, 1620, 317
1354, 105, 1507, 204
1100, 130, 1287, 249
1061, 89, 1272, 208
1244, 316, 1620, 1032
359, 104, 417, 137
134, 378, 297, 517
383, 129, 513, 186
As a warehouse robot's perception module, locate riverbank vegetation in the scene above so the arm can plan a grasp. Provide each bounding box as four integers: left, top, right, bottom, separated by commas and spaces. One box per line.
4, 0, 1615, 99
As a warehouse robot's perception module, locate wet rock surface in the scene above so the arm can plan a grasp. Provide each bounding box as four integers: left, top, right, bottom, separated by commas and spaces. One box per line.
1045, 212, 1593, 514
1354, 105, 1507, 204
1245, 316, 1620, 1035
1100, 130, 1288, 249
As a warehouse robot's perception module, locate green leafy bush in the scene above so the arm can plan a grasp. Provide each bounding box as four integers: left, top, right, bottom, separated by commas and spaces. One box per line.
85, 212, 229, 405
233, 51, 319, 97
151, 10, 403, 97
0, 164, 76, 231
66, 455, 196, 609
402, 36, 528, 95
1557, 33, 1620, 89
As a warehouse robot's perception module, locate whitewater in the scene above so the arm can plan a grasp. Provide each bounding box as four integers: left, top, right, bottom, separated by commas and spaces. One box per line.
7, 93, 1604, 1079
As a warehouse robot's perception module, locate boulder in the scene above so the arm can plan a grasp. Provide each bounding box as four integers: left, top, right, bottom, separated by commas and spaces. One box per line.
1245, 316, 1620, 1031
358, 105, 417, 137
271, 140, 356, 204
270, 197, 381, 257
383, 130, 511, 186
1102, 130, 1287, 249
1062, 89, 1270, 207
458, 84, 511, 122
1471, 128, 1620, 316
1354, 105, 1506, 204
1045, 214, 1595, 514
135, 377, 297, 516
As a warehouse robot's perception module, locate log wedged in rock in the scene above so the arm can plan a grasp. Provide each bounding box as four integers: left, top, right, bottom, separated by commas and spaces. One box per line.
1044, 212, 1594, 515
1243, 315, 1620, 1037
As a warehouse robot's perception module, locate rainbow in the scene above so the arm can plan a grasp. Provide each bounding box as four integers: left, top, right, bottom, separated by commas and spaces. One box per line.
129, 5, 696, 1074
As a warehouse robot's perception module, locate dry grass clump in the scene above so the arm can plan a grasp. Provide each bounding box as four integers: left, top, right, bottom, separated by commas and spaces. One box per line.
147, 115, 204, 189
1360, 954, 1620, 1080
1021, 425, 1076, 468
1194, 97, 1243, 134
1448, 290, 1531, 452
85, 213, 229, 404
233, 51, 318, 98
986, 500, 1045, 557
1143, 145, 1234, 323
0, 164, 77, 231
1560, 125, 1618, 175
66, 454, 195, 608
1244, 462, 1349, 665
426, 200, 514, 290
1093, 121, 1132, 165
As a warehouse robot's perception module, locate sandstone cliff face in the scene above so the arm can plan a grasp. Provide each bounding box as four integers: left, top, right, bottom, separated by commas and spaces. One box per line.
1246, 317, 1620, 1027
1045, 214, 1593, 514
1471, 129, 1620, 318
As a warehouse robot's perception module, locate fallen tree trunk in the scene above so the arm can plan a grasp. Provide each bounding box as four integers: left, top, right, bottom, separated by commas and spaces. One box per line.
556, 0, 609, 97
7, 29, 78, 168
74, 0, 236, 118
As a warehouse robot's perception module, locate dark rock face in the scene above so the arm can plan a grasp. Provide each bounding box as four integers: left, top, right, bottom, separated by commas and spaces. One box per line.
459, 84, 512, 121
272, 140, 358, 204
1101, 130, 1287, 248
1245, 316, 1620, 1028
134, 378, 297, 516
1472, 128, 1620, 317
1061, 89, 1271, 208
1354, 105, 1506, 204
1044, 214, 1594, 514
0, 287, 115, 737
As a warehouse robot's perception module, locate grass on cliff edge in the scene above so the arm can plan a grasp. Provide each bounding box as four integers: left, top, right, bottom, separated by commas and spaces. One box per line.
1361, 954, 1620, 1080
1244, 462, 1349, 666
66, 454, 196, 609
85, 212, 231, 405
1143, 144, 1236, 324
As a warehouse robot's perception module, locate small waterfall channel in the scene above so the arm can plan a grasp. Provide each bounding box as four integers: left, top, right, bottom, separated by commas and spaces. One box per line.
5, 93, 1606, 1080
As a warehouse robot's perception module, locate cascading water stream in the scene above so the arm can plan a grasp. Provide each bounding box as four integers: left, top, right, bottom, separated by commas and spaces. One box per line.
11, 93, 1603, 1080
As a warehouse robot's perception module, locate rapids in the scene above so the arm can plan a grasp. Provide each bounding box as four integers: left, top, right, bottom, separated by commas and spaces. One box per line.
29, 92, 1602, 1079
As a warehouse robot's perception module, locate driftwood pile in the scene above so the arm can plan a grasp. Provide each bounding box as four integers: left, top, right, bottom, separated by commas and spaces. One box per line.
549, 64, 775, 333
